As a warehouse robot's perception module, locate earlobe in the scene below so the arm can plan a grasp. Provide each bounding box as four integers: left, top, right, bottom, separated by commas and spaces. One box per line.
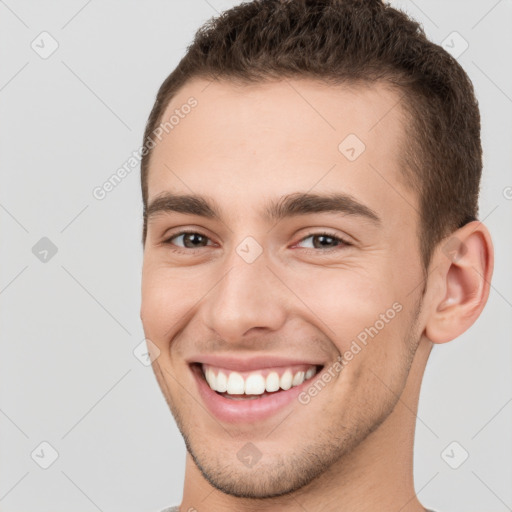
425, 221, 494, 344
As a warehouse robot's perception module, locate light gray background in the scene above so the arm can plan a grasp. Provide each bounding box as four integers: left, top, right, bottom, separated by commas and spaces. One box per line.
0, 1, 511, 511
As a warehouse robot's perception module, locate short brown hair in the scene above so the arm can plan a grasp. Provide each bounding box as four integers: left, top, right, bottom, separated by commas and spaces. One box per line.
141, 0, 481, 269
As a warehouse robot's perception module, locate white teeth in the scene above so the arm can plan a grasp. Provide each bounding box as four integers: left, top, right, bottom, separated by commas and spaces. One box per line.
216, 371, 228, 392
305, 367, 316, 380
292, 371, 305, 387
226, 372, 245, 394
245, 374, 266, 394
205, 367, 215, 388
266, 372, 280, 392
203, 365, 319, 395
280, 370, 293, 390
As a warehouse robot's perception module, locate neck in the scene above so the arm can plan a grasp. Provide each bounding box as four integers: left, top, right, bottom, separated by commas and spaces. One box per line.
180, 338, 433, 512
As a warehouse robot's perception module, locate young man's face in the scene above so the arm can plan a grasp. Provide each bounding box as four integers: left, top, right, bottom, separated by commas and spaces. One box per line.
140, 78, 429, 497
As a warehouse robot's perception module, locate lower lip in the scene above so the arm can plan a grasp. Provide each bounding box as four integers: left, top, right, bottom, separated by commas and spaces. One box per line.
191, 364, 319, 424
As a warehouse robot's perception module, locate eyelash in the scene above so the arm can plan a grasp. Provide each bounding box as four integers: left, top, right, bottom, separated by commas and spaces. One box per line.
162, 230, 352, 254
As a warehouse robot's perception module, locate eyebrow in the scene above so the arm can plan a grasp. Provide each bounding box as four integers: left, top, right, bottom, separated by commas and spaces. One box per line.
145, 191, 380, 225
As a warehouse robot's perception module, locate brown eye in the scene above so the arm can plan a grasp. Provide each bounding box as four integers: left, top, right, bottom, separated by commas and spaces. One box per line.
165, 231, 212, 249
297, 233, 349, 250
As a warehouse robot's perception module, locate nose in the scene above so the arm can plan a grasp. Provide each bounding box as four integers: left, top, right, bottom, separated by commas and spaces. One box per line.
200, 254, 288, 344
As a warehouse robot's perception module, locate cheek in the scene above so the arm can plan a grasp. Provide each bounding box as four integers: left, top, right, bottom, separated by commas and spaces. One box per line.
288, 266, 401, 352
140, 263, 200, 343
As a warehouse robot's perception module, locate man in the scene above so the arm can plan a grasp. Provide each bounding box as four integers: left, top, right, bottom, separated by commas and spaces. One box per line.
139, 0, 493, 510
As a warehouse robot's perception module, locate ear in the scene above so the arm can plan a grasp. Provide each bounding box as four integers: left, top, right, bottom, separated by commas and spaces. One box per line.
424, 221, 494, 344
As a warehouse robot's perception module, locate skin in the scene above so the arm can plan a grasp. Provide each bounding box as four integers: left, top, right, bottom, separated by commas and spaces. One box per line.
140, 78, 493, 512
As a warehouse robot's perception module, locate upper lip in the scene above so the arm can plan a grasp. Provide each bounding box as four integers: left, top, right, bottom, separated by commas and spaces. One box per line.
188, 354, 325, 372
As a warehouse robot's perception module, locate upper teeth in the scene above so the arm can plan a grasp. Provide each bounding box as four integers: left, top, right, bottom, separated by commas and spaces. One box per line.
203, 364, 318, 395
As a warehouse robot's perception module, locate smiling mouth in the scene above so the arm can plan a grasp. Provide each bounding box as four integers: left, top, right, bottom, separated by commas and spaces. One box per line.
191, 362, 324, 400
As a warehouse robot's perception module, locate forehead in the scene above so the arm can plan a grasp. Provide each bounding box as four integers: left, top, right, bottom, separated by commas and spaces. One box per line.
147, 77, 416, 222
